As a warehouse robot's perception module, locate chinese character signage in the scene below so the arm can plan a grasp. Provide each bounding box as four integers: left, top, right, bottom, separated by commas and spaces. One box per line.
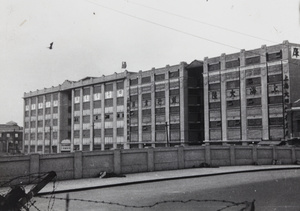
291, 46, 300, 59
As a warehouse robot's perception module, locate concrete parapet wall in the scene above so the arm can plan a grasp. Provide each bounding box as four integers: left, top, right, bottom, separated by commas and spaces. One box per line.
1, 146, 300, 183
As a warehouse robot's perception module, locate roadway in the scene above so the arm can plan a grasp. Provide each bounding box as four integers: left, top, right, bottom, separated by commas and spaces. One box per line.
33, 168, 300, 211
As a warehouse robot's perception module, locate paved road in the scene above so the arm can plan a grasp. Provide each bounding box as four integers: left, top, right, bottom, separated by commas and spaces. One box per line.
33, 169, 300, 211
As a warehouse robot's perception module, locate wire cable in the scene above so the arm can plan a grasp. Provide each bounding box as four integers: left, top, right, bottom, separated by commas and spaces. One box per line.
125, 0, 278, 44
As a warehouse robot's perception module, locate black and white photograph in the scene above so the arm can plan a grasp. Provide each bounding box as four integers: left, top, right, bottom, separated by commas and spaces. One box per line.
1, 0, 300, 210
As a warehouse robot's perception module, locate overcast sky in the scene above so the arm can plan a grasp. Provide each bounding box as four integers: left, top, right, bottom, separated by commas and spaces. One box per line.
1, 0, 300, 126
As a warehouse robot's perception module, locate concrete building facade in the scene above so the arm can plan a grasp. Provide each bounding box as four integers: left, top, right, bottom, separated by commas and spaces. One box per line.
203, 41, 300, 145
23, 62, 204, 154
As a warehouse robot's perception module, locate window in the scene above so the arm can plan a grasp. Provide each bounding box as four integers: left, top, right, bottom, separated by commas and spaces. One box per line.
225, 59, 240, 68
117, 112, 124, 119
210, 121, 221, 128
228, 120, 240, 128
169, 70, 179, 78
245, 56, 260, 65
142, 76, 151, 84
83, 116, 90, 123
7, 133, 10, 138
269, 96, 282, 104
247, 98, 261, 106
15, 133, 18, 138
155, 74, 165, 81
94, 114, 101, 122
74, 117, 80, 123
267, 51, 282, 61
246, 77, 261, 86
227, 100, 240, 108
130, 78, 138, 86
270, 117, 283, 126
208, 63, 220, 71
247, 119, 262, 127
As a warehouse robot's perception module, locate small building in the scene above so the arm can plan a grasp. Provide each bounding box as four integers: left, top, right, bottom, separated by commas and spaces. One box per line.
0, 121, 23, 155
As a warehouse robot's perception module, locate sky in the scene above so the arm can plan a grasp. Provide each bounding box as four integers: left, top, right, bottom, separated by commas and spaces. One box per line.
1, 0, 300, 126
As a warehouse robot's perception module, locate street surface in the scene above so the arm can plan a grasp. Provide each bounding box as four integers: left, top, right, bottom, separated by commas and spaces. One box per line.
33, 169, 300, 211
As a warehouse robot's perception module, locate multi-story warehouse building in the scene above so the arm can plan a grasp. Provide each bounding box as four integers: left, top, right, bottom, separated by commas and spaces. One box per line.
23, 62, 204, 154
203, 41, 300, 145
0, 121, 23, 155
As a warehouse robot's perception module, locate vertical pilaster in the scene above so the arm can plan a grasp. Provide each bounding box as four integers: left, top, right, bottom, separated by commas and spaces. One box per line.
240, 50, 247, 141
113, 82, 117, 149
261, 45, 269, 140
220, 54, 227, 142
165, 67, 170, 146
151, 71, 156, 147
203, 58, 210, 142
90, 86, 94, 151
71, 89, 74, 152
34, 97, 38, 153
101, 83, 105, 150
57, 92, 61, 153
79, 88, 83, 151
180, 62, 188, 144
50, 94, 53, 153
124, 74, 129, 149
138, 72, 143, 148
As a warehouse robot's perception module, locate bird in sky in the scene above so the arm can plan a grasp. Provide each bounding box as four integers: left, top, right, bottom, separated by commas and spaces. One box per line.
48, 42, 53, 50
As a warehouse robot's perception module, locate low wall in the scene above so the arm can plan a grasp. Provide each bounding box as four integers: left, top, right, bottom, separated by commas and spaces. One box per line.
0, 146, 299, 184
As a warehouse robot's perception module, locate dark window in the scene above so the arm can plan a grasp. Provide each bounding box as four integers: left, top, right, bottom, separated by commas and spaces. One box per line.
83, 88, 90, 95
105, 83, 113, 91
83, 130, 90, 138
142, 76, 151, 84
130, 78, 138, 86
105, 129, 113, 136
94, 101, 101, 108
170, 106, 180, 113
209, 102, 221, 109
142, 109, 151, 116
83, 102, 90, 110
83, 116, 90, 123
74, 104, 80, 111
268, 74, 282, 83
267, 51, 282, 61
105, 99, 113, 107
228, 120, 240, 127
155, 108, 165, 115
117, 81, 124, 89
74, 117, 80, 123
269, 117, 283, 126
227, 80, 240, 89
227, 100, 240, 108
225, 59, 240, 68
117, 97, 124, 105
117, 112, 124, 119
38, 109, 43, 115
155, 125, 165, 131
269, 96, 282, 104
208, 63, 220, 71
248, 119, 262, 127
94, 85, 101, 93
247, 98, 261, 106
94, 115, 101, 122
245, 56, 260, 65
246, 77, 261, 86
209, 83, 221, 90
53, 119, 58, 126
74, 130, 80, 138
210, 121, 221, 128
155, 74, 165, 81
169, 70, 179, 78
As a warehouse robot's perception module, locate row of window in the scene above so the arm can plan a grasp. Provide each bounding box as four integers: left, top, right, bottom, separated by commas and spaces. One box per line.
25, 119, 58, 128
207, 51, 282, 72
130, 71, 180, 86
210, 117, 284, 128
0, 133, 19, 138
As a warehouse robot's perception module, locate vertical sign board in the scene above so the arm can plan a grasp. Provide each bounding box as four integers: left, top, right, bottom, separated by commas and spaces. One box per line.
291, 46, 300, 60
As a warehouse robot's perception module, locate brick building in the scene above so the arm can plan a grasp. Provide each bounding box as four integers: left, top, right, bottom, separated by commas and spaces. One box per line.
0, 121, 23, 155
203, 40, 300, 145
23, 62, 204, 154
